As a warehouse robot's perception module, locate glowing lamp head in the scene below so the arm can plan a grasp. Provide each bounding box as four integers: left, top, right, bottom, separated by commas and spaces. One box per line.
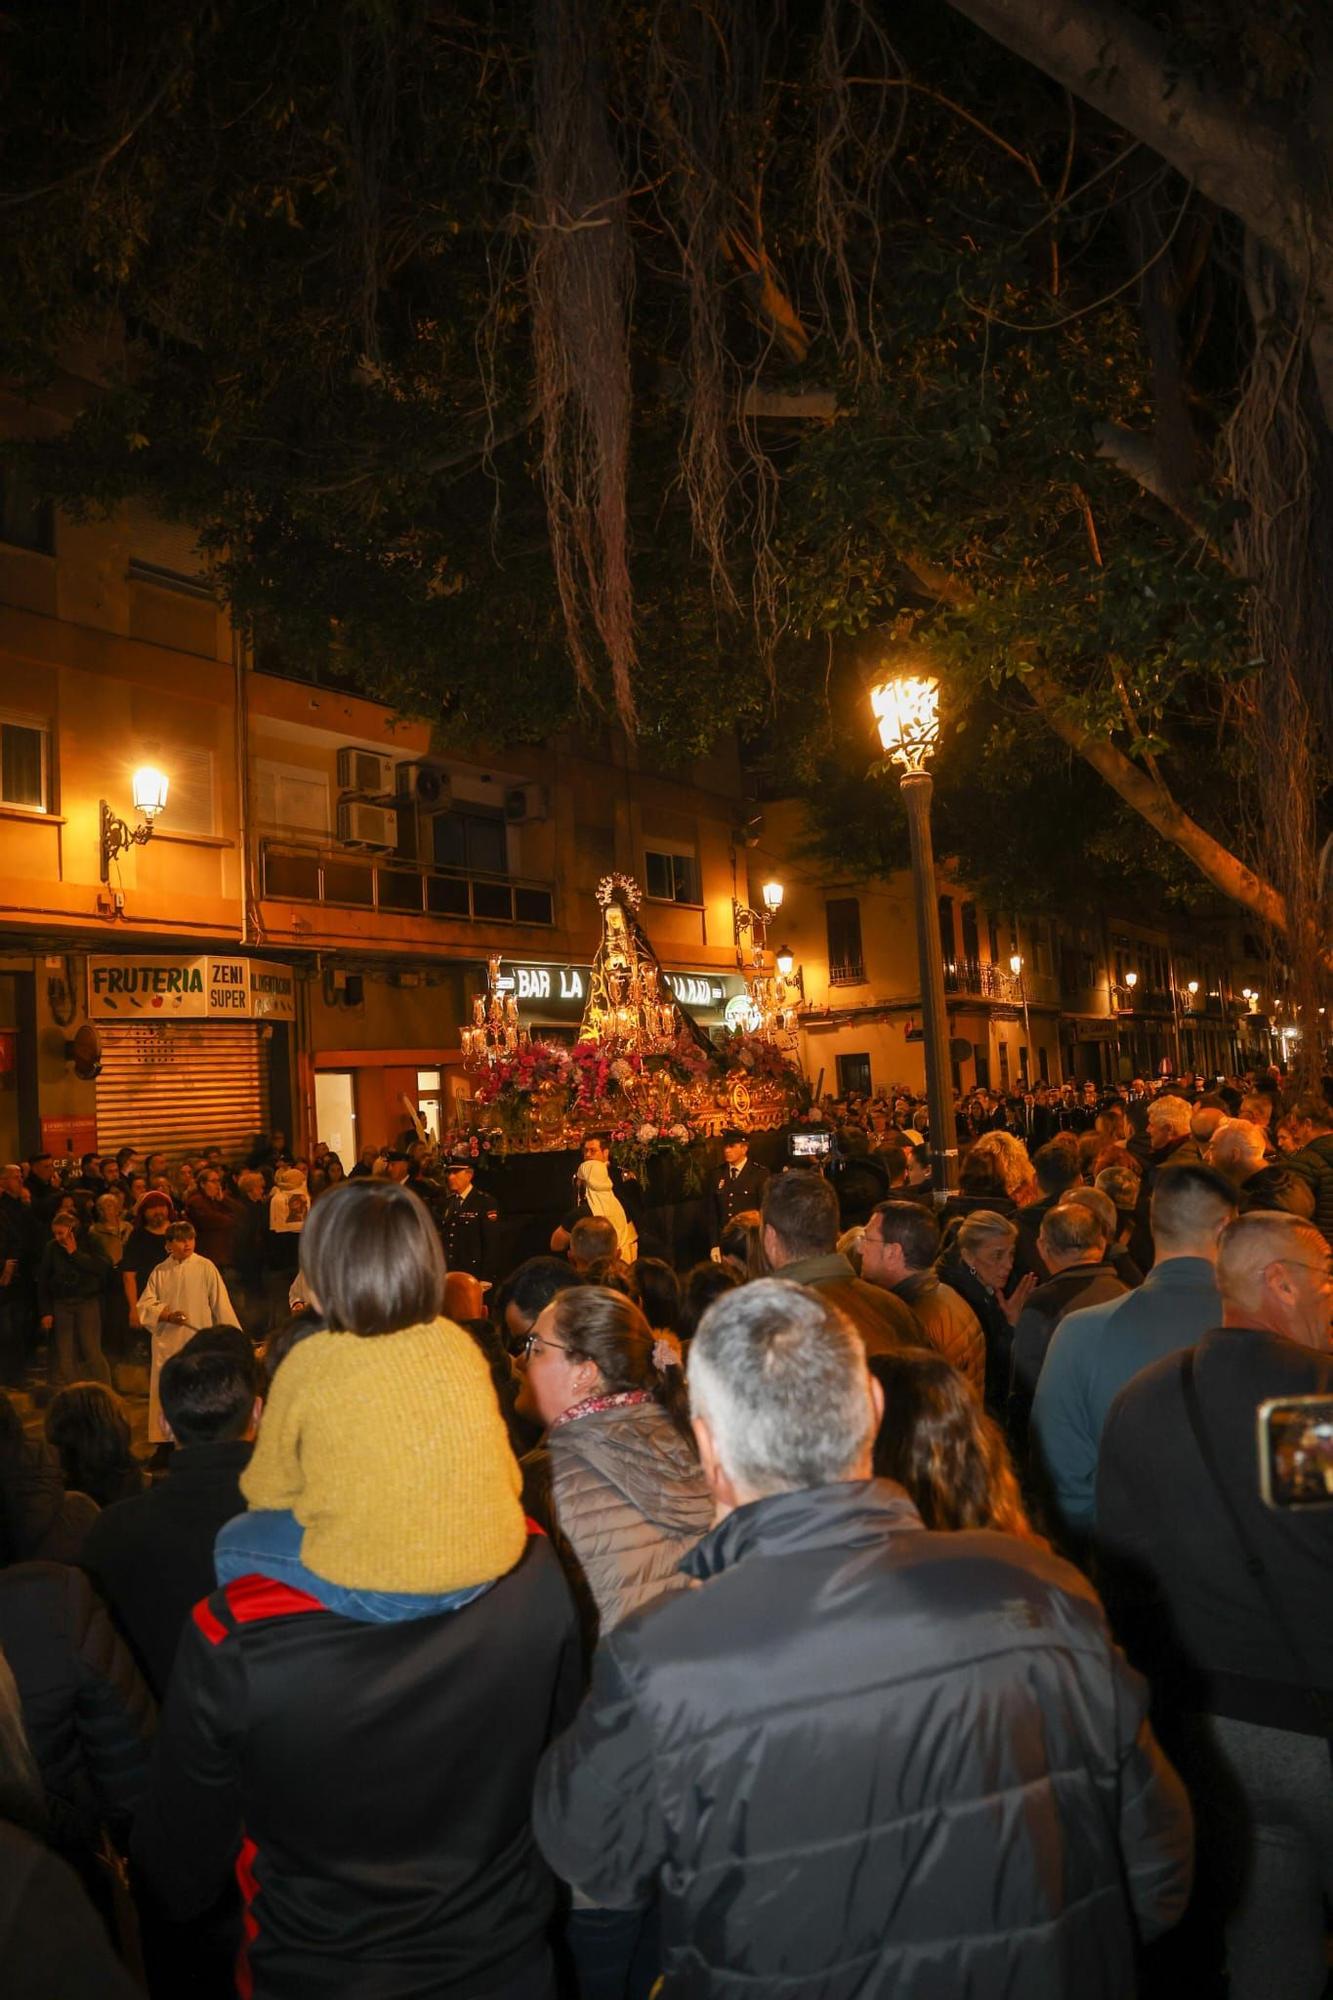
1008, 953, 1022, 976
132, 766, 169, 820
1124, 970, 1138, 990
761, 879, 784, 916
869, 673, 941, 773
1187, 980, 1199, 996
775, 945, 795, 979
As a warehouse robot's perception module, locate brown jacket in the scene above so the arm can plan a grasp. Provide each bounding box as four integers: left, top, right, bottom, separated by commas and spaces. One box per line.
890, 1270, 986, 1395
771, 1252, 923, 1355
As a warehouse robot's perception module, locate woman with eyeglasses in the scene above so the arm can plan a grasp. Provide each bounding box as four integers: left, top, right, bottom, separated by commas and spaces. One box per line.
517, 1285, 712, 2000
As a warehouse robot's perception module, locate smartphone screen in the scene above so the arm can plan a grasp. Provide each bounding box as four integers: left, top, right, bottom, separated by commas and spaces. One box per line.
1257, 1396, 1333, 1510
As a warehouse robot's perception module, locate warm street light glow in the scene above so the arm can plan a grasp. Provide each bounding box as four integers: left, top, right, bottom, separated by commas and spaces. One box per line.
869, 673, 941, 773
1009, 952, 1023, 976
775, 944, 795, 979
132, 765, 169, 819
761, 879, 784, 915
1125, 970, 1138, 989
1187, 979, 1199, 996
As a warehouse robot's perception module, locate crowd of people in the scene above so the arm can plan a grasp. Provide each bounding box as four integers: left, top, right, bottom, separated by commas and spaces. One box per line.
0, 1061, 1329, 1999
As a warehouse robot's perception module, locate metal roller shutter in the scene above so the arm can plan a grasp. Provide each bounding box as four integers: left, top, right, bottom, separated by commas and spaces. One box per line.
95, 1023, 269, 1161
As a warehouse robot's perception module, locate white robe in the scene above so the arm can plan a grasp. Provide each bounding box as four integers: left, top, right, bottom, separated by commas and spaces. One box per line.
137, 1252, 240, 1442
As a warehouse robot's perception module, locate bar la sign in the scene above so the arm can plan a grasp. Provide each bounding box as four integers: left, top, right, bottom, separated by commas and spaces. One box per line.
88, 955, 296, 1022
501, 960, 743, 1025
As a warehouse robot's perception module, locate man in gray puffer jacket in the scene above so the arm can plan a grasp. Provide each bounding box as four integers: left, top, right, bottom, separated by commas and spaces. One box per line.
535, 1279, 1193, 2000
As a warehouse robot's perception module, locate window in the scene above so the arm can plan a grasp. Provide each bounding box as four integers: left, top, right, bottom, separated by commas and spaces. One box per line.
153, 745, 214, 837
0, 471, 54, 555
961, 902, 980, 967
937, 895, 956, 973
126, 507, 209, 596
0, 718, 47, 810
1038, 1045, 1050, 1083
998, 1040, 1010, 1091
416, 1069, 443, 1144
253, 760, 330, 836
434, 809, 508, 877
987, 912, 1000, 964
825, 898, 864, 985
644, 847, 701, 905
836, 1053, 871, 1097
972, 1042, 990, 1089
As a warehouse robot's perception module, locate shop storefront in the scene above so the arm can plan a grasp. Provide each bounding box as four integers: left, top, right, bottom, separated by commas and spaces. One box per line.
88, 953, 295, 1157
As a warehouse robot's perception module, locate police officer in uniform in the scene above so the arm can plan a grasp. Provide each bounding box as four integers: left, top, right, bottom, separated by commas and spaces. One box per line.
437, 1153, 501, 1282
708, 1128, 769, 1257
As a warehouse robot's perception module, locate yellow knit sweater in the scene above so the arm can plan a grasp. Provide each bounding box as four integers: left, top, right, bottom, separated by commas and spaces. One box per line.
241, 1318, 526, 1592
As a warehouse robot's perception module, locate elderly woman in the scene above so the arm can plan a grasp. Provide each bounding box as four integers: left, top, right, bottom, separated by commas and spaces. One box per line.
969, 1129, 1040, 1209
516, 1284, 712, 1998
937, 1210, 1035, 1421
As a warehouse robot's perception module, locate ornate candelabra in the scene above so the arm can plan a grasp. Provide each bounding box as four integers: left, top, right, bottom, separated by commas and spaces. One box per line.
461, 955, 524, 1070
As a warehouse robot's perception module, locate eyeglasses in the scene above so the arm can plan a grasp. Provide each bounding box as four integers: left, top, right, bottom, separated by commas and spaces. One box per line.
1273, 1259, 1333, 1287
519, 1332, 573, 1361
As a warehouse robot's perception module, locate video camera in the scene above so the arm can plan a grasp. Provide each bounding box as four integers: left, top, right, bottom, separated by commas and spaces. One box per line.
787, 1128, 836, 1167
1258, 1396, 1333, 1511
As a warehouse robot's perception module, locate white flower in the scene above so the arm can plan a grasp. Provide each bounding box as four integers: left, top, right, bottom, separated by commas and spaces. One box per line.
635, 1123, 659, 1144
610, 1058, 633, 1081
668, 1123, 690, 1142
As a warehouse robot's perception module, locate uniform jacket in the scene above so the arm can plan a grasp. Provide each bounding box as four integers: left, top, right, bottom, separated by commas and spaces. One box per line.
0, 1562, 154, 1859
133, 1534, 581, 2000
522, 1397, 712, 1650
534, 1481, 1193, 2000
889, 1270, 986, 1393
707, 1159, 769, 1247
437, 1183, 501, 1280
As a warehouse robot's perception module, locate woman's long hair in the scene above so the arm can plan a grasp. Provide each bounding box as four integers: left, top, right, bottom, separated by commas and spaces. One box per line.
869, 1350, 1034, 1539
546, 1285, 694, 1446
44, 1383, 138, 1508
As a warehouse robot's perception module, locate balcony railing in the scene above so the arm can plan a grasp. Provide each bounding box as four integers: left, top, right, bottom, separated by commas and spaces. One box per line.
260, 839, 556, 928
943, 959, 1025, 1003
828, 959, 866, 987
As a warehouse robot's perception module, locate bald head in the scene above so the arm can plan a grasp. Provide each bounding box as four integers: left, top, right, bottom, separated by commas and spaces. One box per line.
1217, 1212, 1332, 1349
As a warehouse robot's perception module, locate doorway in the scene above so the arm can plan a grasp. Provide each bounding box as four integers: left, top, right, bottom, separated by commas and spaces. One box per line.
315, 1071, 357, 1168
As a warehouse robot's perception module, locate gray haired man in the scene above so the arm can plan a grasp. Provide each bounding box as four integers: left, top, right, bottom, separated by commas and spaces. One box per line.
534, 1278, 1192, 1999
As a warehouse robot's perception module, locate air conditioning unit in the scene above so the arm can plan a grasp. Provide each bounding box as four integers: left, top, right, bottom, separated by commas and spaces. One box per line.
336, 748, 396, 797
396, 761, 452, 810
505, 783, 549, 824
336, 800, 399, 851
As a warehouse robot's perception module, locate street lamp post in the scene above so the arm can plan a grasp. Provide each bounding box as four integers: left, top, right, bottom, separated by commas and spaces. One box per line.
869, 672, 957, 1198
1008, 951, 1032, 1077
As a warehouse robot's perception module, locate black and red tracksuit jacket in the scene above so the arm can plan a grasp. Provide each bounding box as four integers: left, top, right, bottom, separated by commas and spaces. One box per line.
132, 1533, 581, 2000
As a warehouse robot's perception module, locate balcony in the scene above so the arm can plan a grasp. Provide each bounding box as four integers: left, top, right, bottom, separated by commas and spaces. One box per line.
828, 959, 866, 987
260, 839, 556, 927
943, 959, 1025, 1003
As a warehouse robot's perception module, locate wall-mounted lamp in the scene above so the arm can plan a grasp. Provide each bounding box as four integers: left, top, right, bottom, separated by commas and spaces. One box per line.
1187, 979, 1199, 997
100, 766, 169, 882
1124, 969, 1138, 990
775, 944, 795, 980
733, 879, 785, 968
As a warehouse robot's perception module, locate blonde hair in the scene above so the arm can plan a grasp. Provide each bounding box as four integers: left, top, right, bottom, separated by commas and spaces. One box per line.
970, 1130, 1034, 1202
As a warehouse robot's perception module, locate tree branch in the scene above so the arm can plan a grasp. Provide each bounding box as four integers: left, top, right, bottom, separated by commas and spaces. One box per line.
898, 551, 1291, 935
1092, 422, 1228, 561
940, 0, 1333, 361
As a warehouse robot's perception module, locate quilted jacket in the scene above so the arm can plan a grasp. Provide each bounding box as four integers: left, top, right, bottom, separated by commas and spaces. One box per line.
0, 1561, 154, 1857
523, 1398, 713, 1650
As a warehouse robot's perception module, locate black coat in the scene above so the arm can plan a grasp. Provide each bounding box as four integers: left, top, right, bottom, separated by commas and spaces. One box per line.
0, 1821, 142, 2000
1008, 1264, 1127, 1463
436, 1182, 501, 1280
0, 1563, 154, 1859
1285, 1131, 1333, 1239
134, 1533, 581, 2000
707, 1159, 769, 1247
936, 1249, 1012, 1419
82, 1438, 253, 1700
1096, 1325, 1333, 1735
535, 1481, 1192, 2000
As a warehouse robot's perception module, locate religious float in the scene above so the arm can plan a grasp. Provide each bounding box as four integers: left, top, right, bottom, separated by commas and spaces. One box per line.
457, 874, 808, 1182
